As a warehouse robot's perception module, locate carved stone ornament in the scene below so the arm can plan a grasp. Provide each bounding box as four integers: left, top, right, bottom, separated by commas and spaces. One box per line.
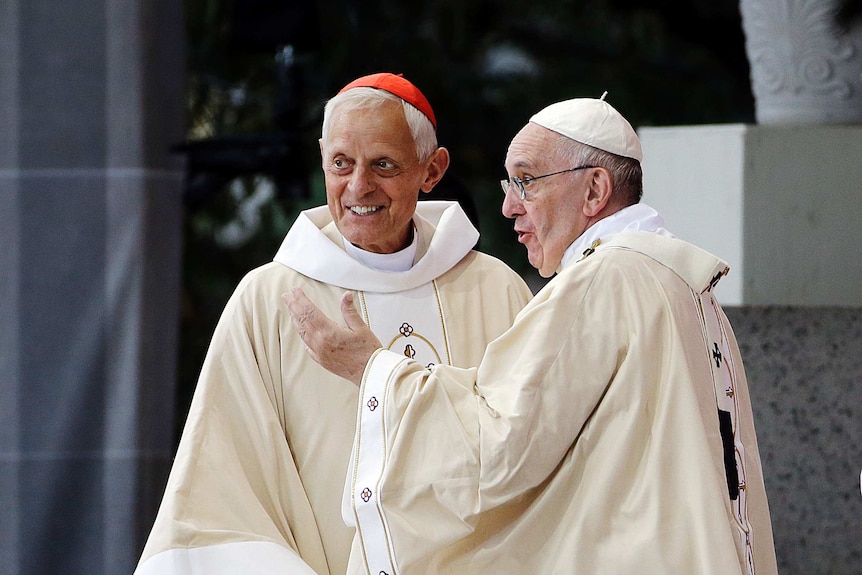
740, 0, 862, 124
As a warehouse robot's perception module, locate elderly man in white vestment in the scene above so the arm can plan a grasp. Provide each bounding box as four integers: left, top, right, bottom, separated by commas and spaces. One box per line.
133, 73, 533, 575
285, 94, 780, 575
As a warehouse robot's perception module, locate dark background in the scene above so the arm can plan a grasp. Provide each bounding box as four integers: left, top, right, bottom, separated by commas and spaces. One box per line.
176, 0, 758, 439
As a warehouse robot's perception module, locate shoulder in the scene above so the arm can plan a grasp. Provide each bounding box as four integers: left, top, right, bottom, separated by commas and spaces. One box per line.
444, 251, 530, 290
236, 261, 297, 291
565, 243, 663, 281
537, 247, 650, 308
540, 246, 692, 327
230, 261, 325, 309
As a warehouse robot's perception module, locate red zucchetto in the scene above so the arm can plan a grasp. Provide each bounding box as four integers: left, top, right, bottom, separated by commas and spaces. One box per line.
339, 72, 437, 130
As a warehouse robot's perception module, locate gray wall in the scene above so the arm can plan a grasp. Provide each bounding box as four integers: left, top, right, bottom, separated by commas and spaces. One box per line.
726, 307, 862, 574
2, 2, 860, 574
0, 1, 184, 573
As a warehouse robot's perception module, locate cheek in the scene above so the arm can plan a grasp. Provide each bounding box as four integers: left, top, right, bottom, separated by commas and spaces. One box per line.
325, 190, 339, 213
325, 176, 347, 201
526, 205, 549, 237
387, 187, 419, 216
530, 203, 568, 250
544, 208, 582, 255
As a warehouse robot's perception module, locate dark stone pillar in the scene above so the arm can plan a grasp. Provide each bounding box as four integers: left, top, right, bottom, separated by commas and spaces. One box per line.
0, 1, 185, 573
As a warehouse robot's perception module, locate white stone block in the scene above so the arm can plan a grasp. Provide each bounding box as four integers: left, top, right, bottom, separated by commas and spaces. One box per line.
639, 124, 862, 306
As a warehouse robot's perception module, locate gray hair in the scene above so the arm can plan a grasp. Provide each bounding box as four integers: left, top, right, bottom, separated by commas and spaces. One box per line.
554, 133, 643, 206
321, 87, 438, 162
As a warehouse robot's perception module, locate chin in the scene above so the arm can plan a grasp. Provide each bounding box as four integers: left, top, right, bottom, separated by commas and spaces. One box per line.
527, 251, 541, 271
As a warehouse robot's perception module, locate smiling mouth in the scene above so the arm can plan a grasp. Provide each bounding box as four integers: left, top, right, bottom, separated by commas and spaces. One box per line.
350, 206, 382, 215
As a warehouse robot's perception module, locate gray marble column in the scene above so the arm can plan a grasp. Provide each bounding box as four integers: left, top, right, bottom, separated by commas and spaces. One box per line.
0, 1, 184, 573
726, 307, 862, 574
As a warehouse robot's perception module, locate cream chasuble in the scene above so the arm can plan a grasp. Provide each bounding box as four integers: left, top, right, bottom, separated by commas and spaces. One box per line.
347, 224, 778, 575
134, 201, 533, 575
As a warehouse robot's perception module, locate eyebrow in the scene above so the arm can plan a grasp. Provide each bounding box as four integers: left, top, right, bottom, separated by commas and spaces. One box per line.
507, 159, 536, 171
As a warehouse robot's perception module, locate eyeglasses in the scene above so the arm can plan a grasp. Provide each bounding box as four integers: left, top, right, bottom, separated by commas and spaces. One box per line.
500, 165, 596, 201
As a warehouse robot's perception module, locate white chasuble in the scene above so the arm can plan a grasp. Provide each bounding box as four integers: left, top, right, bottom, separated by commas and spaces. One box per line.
134, 201, 534, 575
347, 230, 778, 575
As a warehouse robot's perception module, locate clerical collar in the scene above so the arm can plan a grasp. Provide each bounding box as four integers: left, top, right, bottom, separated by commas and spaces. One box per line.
557, 203, 675, 273
342, 224, 418, 272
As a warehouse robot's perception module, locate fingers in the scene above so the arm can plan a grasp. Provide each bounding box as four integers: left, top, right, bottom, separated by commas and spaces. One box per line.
282, 287, 369, 342
280, 288, 380, 385
282, 287, 327, 343
340, 291, 367, 332
281, 287, 306, 319
282, 289, 305, 331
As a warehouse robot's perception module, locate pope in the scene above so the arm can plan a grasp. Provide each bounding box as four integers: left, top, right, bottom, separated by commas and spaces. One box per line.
285, 93, 779, 575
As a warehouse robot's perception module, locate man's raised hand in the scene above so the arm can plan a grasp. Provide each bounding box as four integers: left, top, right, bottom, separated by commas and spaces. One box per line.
282, 287, 382, 385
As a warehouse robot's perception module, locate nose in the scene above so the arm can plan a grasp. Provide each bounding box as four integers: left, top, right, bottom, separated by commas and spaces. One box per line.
347, 165, 375, 195
501, 186, 523, 219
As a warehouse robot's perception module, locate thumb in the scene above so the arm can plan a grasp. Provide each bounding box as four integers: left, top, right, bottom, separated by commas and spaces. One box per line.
340, 291, 366, 332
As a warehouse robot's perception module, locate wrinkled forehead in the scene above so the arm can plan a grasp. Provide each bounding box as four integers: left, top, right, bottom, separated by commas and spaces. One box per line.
327, 101, 407, 136
323, 96, 405, 140
505, 122, 564, 171
336, 96, 403, 123
322, 103, 417, 161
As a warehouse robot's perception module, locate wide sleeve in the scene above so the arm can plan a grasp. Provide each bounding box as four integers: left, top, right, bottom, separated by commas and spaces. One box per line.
135, 268, 324, 575
345, 261, 619, 573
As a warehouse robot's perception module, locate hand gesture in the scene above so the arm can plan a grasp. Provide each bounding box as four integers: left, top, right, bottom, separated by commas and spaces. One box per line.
282, 288, 382, 385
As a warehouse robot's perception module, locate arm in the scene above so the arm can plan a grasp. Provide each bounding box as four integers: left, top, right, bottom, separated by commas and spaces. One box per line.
285, 265, 615, 573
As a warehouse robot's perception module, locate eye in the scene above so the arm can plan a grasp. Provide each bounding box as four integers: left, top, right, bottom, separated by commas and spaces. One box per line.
372, 159, 404, 178
330, 157, 352, 173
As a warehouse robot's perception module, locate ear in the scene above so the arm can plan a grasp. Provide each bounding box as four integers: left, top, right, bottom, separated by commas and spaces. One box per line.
582, 167, 614, 217
318, 138, 325, 161
419, 147, 451, 194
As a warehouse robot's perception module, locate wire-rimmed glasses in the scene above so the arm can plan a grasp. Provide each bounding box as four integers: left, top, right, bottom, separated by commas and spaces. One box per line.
500, 165, 596, 201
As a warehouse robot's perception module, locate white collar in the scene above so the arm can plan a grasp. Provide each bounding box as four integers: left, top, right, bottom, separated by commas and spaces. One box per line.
558, 203, 675, 273
273, 201, 479, 293
342, 226, 418, 272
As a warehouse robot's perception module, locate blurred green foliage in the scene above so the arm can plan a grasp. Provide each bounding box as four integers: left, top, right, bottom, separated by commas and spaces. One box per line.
177, 0, 756, 437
